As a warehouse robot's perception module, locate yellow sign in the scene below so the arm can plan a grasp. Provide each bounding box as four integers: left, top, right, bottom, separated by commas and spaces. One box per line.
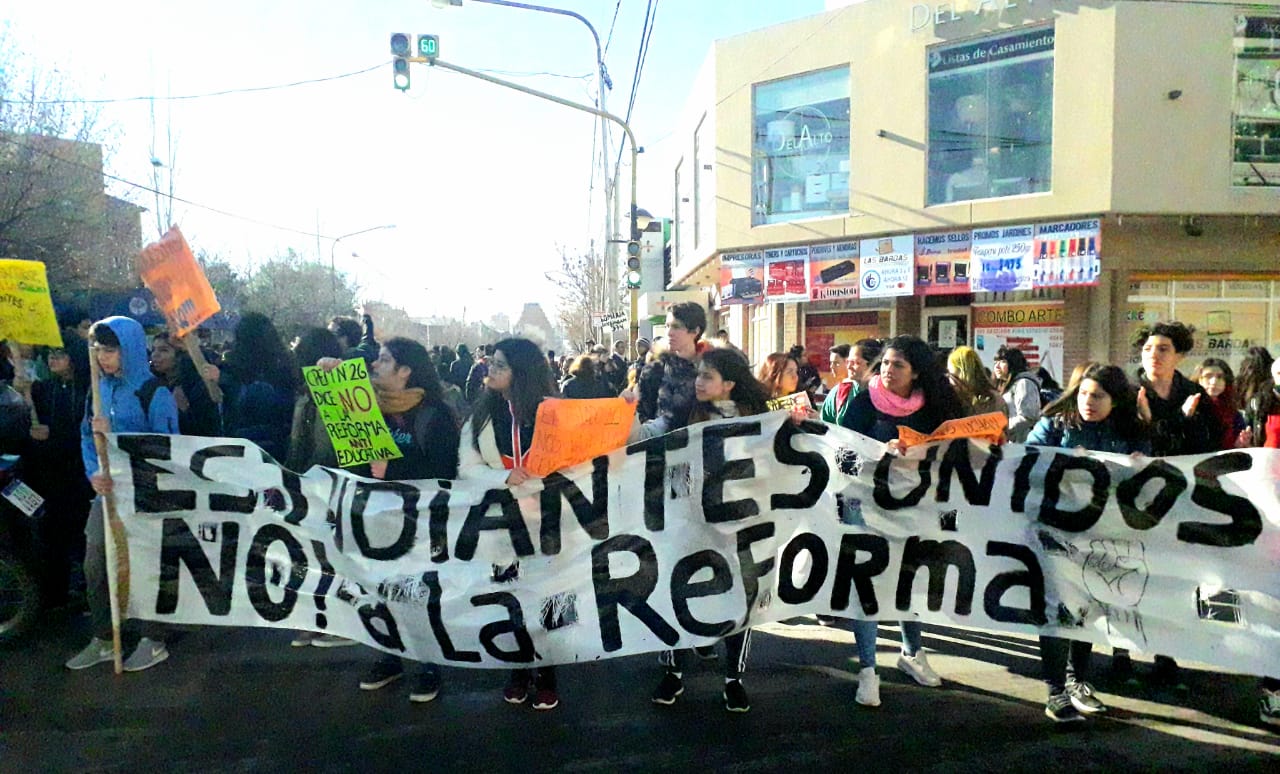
302, 359, 403, 468
524, 398, 637, 477
971, 303, 1064, 328
897, 412, 1007, 449
0, 259, 63, 347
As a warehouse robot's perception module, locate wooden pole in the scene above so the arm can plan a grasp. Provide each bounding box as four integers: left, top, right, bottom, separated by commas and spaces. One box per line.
89, 352, 127, 675
180, 333, 222, 404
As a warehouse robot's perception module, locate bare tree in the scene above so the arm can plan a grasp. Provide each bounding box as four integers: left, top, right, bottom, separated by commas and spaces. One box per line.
550, 245, 608, 352
148, 88, 178, 239
0, 32, 121, 288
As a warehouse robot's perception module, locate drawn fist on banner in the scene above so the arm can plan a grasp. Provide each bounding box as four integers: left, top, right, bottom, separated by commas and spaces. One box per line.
1082, 539, 1149, 608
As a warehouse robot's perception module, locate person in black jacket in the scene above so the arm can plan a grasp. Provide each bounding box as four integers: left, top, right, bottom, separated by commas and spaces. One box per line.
352, 337, 459, 702
149, 333, 222, 437
631, 302, 710, 438
27, 347, 93, 603
329, 308, 379, 365
560, 355, 616, 399
1123, 321, 1223, 691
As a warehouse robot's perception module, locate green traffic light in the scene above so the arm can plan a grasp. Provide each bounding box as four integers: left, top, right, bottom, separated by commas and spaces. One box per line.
418, 34, 439, 59
393, 59, 410, 91
627, 270, 642, 288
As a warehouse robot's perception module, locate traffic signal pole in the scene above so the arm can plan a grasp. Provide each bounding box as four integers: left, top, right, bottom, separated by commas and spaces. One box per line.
414, 56, 644, 357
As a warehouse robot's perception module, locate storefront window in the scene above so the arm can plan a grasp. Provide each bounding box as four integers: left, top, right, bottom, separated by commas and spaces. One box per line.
927, 26, 1055, 205
1125, 278, 1280, 372
752, 67, 850, 226
1233, 15, 1280, 187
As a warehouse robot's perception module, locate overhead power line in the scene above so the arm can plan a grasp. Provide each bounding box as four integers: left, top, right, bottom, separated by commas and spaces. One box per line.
11, 62, 388, 106
0, 134, 339, 240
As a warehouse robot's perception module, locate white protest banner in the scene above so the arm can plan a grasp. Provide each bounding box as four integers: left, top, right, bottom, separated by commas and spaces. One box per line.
108, 417, 1280, 674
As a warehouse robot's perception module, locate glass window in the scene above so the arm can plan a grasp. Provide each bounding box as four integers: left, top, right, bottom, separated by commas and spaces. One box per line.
752, 67, 850, 226
927, 26, 1055, 205
1232, 15, 1280, 187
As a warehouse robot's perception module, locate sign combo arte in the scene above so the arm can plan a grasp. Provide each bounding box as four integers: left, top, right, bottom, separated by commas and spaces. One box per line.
106, 414, 1280, 674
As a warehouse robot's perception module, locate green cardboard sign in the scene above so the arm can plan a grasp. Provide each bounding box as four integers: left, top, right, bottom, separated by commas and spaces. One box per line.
302, 358, 403, 468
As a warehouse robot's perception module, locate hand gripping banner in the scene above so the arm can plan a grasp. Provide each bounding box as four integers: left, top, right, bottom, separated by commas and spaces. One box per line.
108, 414, 1280, 674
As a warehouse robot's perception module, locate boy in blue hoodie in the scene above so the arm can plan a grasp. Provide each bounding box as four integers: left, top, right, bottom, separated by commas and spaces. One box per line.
65, 316, 179, 673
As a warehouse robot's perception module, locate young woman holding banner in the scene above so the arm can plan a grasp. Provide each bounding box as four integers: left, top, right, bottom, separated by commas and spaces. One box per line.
1027, 364, 1150, 722
649, 348, 772, 713
457, 337, 563, 710
838, 335, 963, 708
353, 337, 460, 703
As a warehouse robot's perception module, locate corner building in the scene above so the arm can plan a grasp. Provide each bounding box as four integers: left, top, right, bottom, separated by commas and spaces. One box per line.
663, 0, 1280, 384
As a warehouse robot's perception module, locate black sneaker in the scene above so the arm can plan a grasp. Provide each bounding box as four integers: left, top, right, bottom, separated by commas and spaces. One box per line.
359, 660, 404, 691
693, 645, 718, 661
724, 680, 750, 713
1045, 692, 1086, 723
1152, 656, 1188, 694
652, 671, 684, 705
1066, 679, 1107, 714
1111, 651, 1136, 684
409, 670, 441, 703
815, 615, 839, 627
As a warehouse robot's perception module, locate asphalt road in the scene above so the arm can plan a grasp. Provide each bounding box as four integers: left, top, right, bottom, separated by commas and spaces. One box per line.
2, 609, 1278, 772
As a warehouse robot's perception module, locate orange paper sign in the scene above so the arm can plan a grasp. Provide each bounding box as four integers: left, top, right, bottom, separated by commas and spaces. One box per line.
138, 226, 220, 337
897, 411, 1007, 449
523, 398, 637, 477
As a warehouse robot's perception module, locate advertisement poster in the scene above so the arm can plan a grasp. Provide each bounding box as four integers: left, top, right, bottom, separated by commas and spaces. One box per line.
914, 231, 972, 295
972, 303, 1065, 384
718, 250, 765, 306
970, 225, 1035, 293
808, 240, 860, 301
1034, 219, 1101, 288
764, 245, 811, 303
804, 310, 887, 388
858, 235, 914, 298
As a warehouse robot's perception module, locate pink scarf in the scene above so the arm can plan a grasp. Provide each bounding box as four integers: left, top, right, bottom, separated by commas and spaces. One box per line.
868, 374, 925, 417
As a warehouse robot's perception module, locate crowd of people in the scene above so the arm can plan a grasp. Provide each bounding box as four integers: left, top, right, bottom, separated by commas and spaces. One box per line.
2, 304, 1279, 726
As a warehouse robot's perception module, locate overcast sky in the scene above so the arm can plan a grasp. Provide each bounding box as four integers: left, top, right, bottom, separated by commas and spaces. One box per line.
4, 0, 824, 322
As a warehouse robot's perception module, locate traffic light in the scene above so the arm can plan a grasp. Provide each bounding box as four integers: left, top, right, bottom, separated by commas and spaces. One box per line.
391, 33, 411, 91
625, 240, 641, 289
418, 34, 439, 62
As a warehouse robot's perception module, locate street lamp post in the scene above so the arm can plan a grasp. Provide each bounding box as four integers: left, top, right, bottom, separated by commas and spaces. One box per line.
420, 57, 646, 354
430, 0, 619, 315
329, 224, 397, 305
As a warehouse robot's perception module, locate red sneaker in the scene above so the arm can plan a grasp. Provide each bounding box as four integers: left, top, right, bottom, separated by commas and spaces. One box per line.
503, 673, 530, 704
531, 687, 560, 710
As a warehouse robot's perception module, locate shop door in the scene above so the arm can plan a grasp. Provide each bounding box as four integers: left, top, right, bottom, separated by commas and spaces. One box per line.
923, 307, 969, 354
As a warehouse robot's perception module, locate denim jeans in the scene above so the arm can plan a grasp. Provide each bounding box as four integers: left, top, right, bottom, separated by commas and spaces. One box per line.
852, 620, 922, 670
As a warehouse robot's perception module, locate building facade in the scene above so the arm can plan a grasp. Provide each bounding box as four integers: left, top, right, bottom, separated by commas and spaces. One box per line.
664, 0, 1280, 384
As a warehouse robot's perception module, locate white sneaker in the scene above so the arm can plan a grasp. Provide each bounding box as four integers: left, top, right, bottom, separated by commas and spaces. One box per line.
855, 667, 881, 707
897, 650, 942, 687
65, 637, 113, 670
1261, 688, 1280, 727
122, 638, 169, 672
311, 634, 357, 648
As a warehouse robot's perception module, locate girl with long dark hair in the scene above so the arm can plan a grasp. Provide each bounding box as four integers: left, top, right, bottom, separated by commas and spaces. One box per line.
1192, 357, 1245, 450
1027, 364, 1149, 722
838, 335, 962, 707
217, 312, 296, 462
651, 349, 770, 713
992, 345, 1041, 442
757, 351, 800, 400
354, 337, 459, 702
458, 337, 563, 710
